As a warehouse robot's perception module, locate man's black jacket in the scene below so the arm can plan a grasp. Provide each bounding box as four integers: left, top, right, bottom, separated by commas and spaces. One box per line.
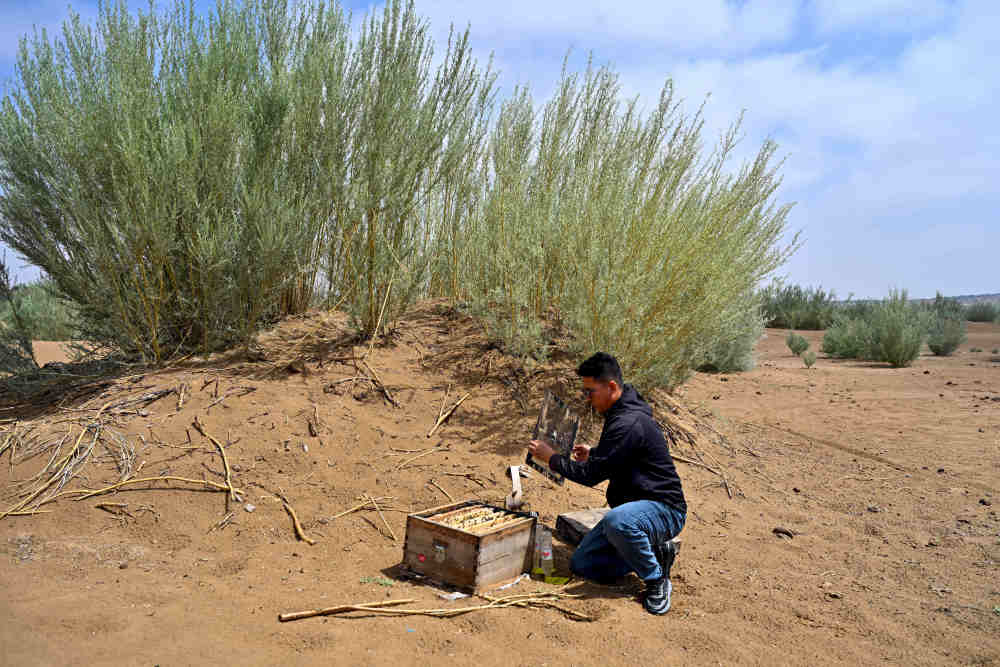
549, 384, 686, 514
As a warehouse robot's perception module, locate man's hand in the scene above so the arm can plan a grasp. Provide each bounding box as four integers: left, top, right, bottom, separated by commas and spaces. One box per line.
528, 439, 556, 465
571, 443, 590, 462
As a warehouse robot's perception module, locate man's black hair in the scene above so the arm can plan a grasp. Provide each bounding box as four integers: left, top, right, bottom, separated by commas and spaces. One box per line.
576, 352, 623, 386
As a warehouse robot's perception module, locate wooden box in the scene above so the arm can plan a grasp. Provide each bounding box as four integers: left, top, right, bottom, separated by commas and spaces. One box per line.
403, 500, 537, 593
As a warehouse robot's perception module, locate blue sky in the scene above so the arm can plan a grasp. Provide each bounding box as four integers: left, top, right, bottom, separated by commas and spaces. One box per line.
1, 0, 997, 299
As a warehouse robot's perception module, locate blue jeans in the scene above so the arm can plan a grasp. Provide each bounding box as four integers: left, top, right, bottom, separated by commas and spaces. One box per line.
570, 501, 685, 583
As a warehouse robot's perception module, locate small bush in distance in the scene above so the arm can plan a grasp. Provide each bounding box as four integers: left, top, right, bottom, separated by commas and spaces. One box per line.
821, 312, 874, 359
786, 332, 809, 356
926, 316, 966, 356
969, 347, 982, 353
822, 289, 929, 367
760, 282, 837, 330
802, 351, 816, 368
965, 302, 999, 322
993, 348, 999, 354
869, 290, 929, 367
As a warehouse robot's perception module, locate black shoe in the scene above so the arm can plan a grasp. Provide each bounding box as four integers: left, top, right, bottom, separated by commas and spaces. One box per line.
654, 538, 678, 580
643, 576, 672, 615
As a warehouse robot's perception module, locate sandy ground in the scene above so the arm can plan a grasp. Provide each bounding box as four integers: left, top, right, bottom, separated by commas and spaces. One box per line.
30, 341, 72, 367
2, 310, 998, 666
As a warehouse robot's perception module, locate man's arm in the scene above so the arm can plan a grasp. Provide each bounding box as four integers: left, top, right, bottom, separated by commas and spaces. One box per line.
544, 419, 636, 487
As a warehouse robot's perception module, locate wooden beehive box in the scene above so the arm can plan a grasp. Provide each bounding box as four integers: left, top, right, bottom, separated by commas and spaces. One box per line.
403, 500, 537, 593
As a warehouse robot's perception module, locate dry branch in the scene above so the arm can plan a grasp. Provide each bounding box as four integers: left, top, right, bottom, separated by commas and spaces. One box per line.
283, 501, 316, 545
427, 393, 470, 438
192, 417, 236, 501
277, 592, 589, 621
208, 512, 235, 533
360, 360, 399, 407
279, 599, 416, 622
428, 479, 454, 502
330, 496, 394, 520
54, 475, 236, 502
368, 494, 396, 541
394, 446, 449, 471
205, 386, 257, 411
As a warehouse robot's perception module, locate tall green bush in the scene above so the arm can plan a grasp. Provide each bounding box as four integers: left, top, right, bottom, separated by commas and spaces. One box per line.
821, 311, 874, 359
924, 292, 964, 321
964, 302, 999, 323
761, 282, 836, 329
456, 63, 796, 389
1, 0, 795, 390
0, 0, 494, 362
869, 290, 930, 367
822, 289, 929, 367
926, 316, 966, 356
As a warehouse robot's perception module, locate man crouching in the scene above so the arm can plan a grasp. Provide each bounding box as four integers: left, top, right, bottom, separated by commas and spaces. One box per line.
528, 352, 686, 615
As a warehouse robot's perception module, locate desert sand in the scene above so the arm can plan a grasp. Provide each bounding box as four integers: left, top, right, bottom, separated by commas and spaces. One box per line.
2, 307, 997, 666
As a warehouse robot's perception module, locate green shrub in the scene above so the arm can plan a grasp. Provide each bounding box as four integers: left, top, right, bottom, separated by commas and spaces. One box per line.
761, 283, 837, 329
964, 302, 999, 322
0, 0, 495, 363
786, 332, 809, 356
802, 350, 816, 368
696, 297, 765, 373
926, 316, 966, 356
0, 0, 796, 390
821, 289, 929, 367
0, 279, 76, 340
822, 313, 874, 359
0, 258, 38, 374
868, 290, 930, 367
924, 292, 965, 321
456, 63, 795, 391
970, 347, 983, 353
993, 348, 999, 354
838, 299, 877, 321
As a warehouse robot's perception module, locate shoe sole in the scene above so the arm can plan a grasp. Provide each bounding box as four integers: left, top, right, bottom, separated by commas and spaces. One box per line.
643, 579, 672, 615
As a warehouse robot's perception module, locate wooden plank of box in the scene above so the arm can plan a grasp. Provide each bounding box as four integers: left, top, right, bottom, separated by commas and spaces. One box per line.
403, 500, 537, 593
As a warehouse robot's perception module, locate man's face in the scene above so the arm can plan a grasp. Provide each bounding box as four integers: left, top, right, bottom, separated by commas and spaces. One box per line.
582, 376, 616, 414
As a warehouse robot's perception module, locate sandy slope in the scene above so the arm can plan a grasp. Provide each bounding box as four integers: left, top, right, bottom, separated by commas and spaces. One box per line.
2, 309, 998, 666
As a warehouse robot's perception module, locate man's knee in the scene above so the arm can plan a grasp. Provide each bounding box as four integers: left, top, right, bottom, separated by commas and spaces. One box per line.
601, 507, 634, 539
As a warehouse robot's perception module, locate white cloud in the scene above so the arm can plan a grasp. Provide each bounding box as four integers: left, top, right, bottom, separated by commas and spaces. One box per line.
812, 0, 956, 33
359, 0, 799, 55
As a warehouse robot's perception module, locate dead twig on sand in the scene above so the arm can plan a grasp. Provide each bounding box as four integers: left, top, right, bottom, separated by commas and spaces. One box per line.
368, 494, 396, 541
49, 475, 236, 503
330, 496, 394, 520
283, 500, 316, 545
278, 592, 590, 622
394, 446, 449, 472
98, 388, 174, 416
672, 453, 721, 474
360, 360, 399, 408
204, 386, 257, 412
279, 599, 416, 622
427, 393, 470, 438
428, 479, 454, 502
366, 278, 394, 359
95, 502, 132, 517
208, 512, 235, 533
192, 417, 236, 501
